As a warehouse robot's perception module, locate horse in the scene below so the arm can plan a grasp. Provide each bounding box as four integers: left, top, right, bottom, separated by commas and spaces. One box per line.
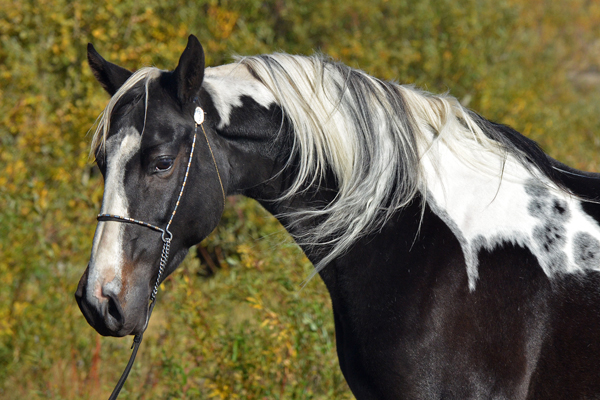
75, 35, 600, 399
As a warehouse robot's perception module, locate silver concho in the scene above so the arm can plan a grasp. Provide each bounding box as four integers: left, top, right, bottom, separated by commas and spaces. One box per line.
194, 107, 205, 125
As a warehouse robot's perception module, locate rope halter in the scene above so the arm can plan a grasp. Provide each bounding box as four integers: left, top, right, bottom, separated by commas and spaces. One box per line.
98, 106, 225, 400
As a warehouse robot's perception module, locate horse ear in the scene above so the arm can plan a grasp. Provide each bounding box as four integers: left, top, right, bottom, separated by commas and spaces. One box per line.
87, 43, 133, 96
173, 35, 205, 104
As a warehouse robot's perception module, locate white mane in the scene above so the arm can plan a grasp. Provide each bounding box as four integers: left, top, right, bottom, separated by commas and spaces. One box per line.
240, 54, 514, 271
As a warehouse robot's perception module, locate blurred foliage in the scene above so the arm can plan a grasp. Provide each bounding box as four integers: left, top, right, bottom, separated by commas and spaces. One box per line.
1, 0, 600, 398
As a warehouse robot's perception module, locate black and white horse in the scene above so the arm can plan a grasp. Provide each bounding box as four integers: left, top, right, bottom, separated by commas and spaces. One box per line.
76, 35, 600, 399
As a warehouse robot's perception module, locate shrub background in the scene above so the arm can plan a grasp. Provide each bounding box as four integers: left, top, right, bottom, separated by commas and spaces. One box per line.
1, 0, 600, 398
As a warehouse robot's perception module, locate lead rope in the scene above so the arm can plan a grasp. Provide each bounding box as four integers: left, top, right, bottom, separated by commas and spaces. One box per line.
101, 106, 225, 399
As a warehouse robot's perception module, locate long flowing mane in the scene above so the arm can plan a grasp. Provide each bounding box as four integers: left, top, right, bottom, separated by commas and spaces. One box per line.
239, 54, 566, 270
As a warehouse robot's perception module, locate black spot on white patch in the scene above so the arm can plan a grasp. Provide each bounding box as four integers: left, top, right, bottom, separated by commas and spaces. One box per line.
524, 184, 549, 199
525, 184, 571, 223
533, 222, 566, 253
573, 232, 600, 269
550, 198, 570, 221
526, 181, 572, 274
527, 198, 546, 219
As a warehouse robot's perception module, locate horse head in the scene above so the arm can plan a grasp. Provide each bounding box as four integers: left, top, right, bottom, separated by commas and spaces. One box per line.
75, 35, 282, 337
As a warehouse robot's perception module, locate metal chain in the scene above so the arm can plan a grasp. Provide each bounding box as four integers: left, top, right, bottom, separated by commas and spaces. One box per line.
150, 237, 171, 302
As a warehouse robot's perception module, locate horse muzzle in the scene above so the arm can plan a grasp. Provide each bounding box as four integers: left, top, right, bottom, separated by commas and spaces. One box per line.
75, 264, 149, 337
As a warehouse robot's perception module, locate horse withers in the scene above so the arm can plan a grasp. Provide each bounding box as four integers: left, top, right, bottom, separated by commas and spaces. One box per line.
76, 35, 600, 399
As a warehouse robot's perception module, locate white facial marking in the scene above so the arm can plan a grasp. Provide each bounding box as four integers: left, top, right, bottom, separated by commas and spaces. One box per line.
87, 128, 141, 302
423, 139, 600, 290
204, 63, 275, 128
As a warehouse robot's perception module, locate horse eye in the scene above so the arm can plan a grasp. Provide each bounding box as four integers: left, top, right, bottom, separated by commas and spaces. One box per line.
154, 158, 174, 172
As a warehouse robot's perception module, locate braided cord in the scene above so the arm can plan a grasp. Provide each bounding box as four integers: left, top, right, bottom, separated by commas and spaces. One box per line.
96, 214, 164, 233
165, 133, 197, 237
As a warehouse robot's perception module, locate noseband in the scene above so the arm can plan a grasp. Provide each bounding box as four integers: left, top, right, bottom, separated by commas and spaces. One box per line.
98, 107, 224, 400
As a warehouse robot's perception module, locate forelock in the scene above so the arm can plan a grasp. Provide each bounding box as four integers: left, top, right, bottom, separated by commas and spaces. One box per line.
91, 67, 163, 157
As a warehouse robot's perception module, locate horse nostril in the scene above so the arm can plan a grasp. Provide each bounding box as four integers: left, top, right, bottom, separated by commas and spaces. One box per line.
107, 295, 125, 326
102, 285, 125, 329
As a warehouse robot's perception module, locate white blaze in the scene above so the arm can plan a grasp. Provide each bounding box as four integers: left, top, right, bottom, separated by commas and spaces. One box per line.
87, 128, 140, 302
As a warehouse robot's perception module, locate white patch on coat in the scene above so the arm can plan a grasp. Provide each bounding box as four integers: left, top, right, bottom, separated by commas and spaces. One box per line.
87, 128, 140, 302
203, 63, 276, 129
422, 137, 600, 290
